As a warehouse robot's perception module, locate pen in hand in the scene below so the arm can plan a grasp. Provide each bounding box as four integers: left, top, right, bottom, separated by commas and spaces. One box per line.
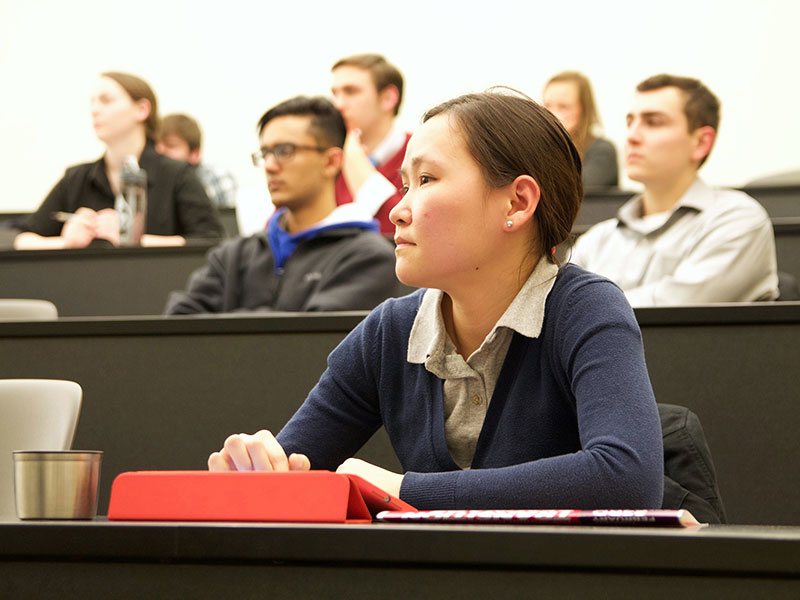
50, 211, 75, 223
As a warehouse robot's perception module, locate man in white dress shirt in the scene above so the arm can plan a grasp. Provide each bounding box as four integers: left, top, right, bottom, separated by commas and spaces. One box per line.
571, 74, 778, 306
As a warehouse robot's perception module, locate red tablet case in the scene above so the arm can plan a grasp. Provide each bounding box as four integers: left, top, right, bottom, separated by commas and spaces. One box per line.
107, 470, 415, 523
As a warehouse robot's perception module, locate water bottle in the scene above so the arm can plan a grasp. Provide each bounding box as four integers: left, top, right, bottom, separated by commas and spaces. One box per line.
115, 156, 147, 246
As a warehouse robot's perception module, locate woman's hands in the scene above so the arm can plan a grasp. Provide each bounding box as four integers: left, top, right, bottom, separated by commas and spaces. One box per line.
208, 430, 310, 472
207, 432, 405, 498
337, 457, 404, 498
61, 207, 120, 248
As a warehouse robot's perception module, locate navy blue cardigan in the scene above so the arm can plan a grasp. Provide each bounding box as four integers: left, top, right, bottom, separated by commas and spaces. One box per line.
278, 264, 664, 510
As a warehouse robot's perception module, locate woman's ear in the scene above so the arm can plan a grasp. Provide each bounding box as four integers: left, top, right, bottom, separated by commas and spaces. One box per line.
504, 175, 540, 230
135, 98, 152, 124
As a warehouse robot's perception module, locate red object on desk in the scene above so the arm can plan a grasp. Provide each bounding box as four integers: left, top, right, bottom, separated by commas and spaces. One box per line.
107, 470, 415, 523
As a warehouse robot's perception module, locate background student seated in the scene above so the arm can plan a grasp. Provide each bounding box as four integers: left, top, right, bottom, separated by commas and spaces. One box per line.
15, 72, 223, 250
571, 74, 778, 306
331, 54, 410, 235
156, 113, 238, 209
164, 96, 399, 314
543, 71, 618, 189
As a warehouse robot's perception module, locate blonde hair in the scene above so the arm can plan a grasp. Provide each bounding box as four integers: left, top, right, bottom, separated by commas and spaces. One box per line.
544, 71, 600, 157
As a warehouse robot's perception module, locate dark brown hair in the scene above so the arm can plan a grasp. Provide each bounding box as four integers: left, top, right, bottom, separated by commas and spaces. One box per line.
544, 71, 600, 157
332, 53, 404, 116
159, 113, 202, 151
256, 96, 346, 149
101, 72, 159, 142
637, 74, 720, 166
423, 89, 582, 264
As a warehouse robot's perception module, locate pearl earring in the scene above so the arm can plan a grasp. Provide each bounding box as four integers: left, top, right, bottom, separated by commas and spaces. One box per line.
506, 220, 513, 228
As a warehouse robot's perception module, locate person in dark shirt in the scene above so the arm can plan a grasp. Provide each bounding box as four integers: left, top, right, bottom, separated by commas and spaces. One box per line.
543, 71, 619, 189
14, 72, 223, 250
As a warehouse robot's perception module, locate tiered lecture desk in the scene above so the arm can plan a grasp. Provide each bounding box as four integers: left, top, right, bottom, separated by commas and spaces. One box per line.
0, 304, 798, 525
1, 518, 798, 598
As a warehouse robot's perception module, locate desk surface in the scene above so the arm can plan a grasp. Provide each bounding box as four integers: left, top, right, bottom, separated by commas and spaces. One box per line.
0, 243, 215, 316
1, 303, 800, 527
1, 520, 798, 599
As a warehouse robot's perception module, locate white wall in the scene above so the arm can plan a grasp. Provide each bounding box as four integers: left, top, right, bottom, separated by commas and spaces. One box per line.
1, 0, 798, 212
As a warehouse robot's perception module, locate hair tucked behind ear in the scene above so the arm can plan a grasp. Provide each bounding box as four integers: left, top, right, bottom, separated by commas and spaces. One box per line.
102, 72, 159, 142
424, 88, 582, 264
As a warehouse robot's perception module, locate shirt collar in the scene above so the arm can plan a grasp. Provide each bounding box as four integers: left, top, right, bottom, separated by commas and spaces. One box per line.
617, 177, 712, 235
407, 256, 560, 364
88, 142, 158, 193
370, 124, 408, 166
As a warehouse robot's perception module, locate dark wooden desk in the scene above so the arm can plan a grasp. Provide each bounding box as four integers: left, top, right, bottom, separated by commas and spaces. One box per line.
217, 207, 239, 237
578, 185, 800, 227
740, 184, 800, 217
774, 217, 800, 281
1, 305, 798, 524
0, 244, 214, 316
0, 520, 798, 598
1, 209, 239, 241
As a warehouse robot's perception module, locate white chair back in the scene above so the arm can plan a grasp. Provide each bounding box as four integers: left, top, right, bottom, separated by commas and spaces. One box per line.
0, 299, 58, 320
0, 379, 82, 518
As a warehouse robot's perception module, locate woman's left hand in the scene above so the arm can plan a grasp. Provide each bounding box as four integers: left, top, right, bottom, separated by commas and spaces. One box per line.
336, 457, 404, 497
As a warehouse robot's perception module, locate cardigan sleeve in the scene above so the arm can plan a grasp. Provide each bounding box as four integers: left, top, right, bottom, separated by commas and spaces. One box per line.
400, 277, 664, 510
277, 277, 663, 510
276, 302, 389, 469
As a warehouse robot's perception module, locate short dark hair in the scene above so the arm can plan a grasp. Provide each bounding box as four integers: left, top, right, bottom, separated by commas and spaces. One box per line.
159, 114, 202, 151
423, 89, 582, 265
637, 74, 720, 166
332, 53, 404, 116
101, 72, 159, 142
256, 96, 346, 148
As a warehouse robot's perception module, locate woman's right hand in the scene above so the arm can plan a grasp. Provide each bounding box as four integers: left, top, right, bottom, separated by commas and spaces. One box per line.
208, 429, 311, 472
61, 207, 98, 248
94, 208, 120, 246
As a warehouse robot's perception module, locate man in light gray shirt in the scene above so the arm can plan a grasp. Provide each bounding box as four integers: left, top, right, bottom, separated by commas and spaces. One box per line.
571, 74, 778, 306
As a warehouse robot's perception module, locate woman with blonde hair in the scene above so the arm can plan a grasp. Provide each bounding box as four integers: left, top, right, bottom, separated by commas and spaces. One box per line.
543, 71, 618, 189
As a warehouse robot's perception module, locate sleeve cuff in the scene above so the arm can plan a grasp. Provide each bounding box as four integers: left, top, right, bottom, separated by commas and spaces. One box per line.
400, 470, 460, 510
353, 172, 398, 216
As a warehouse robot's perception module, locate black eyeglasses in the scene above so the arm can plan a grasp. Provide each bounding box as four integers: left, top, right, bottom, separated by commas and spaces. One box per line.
251, 143, 329, 166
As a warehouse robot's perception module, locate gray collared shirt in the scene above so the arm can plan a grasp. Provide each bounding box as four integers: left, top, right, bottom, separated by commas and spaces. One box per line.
571, 178, 778, 306
407, 257, 559, 469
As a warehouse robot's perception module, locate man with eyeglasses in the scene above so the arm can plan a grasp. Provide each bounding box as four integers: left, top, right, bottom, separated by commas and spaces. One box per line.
331, 53, 410, 235
164, 96, 399, 314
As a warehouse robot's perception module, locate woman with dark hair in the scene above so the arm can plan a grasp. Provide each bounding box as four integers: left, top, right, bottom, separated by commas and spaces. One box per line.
543, 71, 619, 189
209, 90, 663, 511
14, 72, 223, 249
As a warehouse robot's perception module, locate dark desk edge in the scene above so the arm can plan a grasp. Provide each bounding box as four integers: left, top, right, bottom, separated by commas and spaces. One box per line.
0, 240, 218, 260
1, 303, 799, 338
578, 184, 800, 200
1, 521, 799, 577
0, 311, 371, 337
